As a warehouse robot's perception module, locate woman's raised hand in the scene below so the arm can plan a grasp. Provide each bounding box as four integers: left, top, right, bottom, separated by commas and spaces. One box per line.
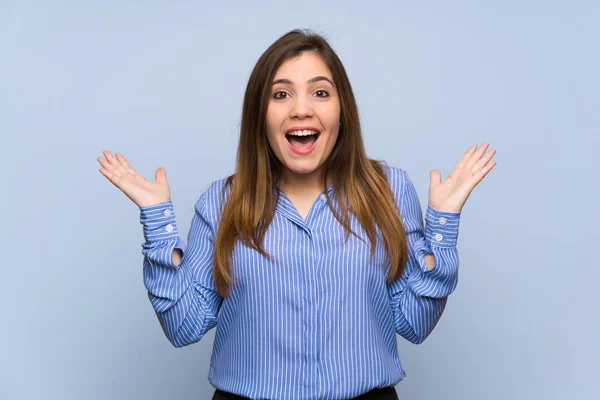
97, 150, 171, 209
427, 142, 497, 213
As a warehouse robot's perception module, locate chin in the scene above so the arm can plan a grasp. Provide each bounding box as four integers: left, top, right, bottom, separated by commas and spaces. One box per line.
282, 160, 321, 175
286, 165, 317, 175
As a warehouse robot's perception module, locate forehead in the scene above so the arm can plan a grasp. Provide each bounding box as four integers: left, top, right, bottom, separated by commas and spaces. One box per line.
273, 52, 333, 80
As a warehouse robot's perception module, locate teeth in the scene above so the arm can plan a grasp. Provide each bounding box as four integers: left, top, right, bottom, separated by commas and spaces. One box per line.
287, 129, 319, 136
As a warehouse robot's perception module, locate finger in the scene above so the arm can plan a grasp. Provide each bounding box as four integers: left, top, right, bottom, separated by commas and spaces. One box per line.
97, 156, 124, 180
115, 153, 137, 175
102, 150, 129, 176
472, 148, 496, 173
430, 169, 442, 185
155, 167, 168, 185
98, 166, 113, 180
103, 150, 120, 166
455, 144, 477, 169
473, 159, 497, 183
98, 166, 122, 189
465, 142, 490, 170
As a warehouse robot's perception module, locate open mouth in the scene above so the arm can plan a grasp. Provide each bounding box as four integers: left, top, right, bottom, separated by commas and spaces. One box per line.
285, 131, 321, 150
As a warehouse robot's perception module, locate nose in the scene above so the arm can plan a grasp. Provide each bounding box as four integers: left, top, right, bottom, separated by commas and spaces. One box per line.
289, 95, 313, 119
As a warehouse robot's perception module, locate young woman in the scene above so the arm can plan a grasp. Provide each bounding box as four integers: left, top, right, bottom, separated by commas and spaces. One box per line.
98, 29, 496, 400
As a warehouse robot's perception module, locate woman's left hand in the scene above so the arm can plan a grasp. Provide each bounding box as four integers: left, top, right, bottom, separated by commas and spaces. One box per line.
428, 142, 497, 213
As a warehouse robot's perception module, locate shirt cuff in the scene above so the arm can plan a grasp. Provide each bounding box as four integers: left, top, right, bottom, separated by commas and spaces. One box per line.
139, 200, 180, 243
423, 204, 461, 252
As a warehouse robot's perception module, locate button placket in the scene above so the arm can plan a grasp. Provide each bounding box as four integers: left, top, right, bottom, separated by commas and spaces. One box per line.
310, 232, 322, 394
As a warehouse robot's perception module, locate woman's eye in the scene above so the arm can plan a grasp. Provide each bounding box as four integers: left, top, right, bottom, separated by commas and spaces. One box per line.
315, 90, 329, 98
273, 91, 289, 99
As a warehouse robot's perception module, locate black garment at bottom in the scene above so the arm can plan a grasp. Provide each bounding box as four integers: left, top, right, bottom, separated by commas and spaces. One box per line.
212, 386, 398, 400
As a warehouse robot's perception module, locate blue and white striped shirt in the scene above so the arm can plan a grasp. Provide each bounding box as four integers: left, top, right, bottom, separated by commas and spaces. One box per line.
139, 164, 461, 400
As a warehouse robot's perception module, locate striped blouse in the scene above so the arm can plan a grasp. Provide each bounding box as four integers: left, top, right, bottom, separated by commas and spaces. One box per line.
139, 164, 461, 400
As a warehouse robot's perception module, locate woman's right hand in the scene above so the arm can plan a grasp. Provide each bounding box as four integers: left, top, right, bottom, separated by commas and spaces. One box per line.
97, 150, 171, 209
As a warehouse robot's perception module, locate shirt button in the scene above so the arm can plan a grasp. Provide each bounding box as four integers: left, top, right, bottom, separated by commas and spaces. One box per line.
438, 217, 447, 225
435, 233, 443, 241
164, 209, 172, 217
165, 224, 174, 232
320, 194, 326, 201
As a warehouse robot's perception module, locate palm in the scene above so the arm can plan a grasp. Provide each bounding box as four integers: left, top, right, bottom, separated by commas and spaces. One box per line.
97, 150, 171, 208
428, 143, 497, 213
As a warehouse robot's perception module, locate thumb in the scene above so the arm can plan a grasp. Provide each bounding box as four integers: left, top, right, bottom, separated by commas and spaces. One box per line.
430, 169, 442, 185
155, 166, 168, 184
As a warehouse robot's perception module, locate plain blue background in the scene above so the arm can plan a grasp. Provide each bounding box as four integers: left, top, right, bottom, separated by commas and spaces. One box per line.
2, 1, 598, 399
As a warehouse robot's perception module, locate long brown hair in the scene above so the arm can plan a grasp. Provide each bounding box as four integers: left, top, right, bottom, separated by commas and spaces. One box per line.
213, 29, 408, 297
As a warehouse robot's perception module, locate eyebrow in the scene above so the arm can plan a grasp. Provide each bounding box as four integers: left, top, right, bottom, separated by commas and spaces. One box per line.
272, 76, 335, 88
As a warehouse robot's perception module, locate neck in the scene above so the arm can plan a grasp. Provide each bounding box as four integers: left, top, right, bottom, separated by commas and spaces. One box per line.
279, 168, 332, 195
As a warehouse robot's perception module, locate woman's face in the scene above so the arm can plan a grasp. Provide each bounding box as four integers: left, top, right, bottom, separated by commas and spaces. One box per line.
266, 51, 341, 184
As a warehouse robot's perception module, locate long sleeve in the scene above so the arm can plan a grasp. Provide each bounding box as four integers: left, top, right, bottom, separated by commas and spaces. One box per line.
387, 169, 461, 344
139, 191, 223, 348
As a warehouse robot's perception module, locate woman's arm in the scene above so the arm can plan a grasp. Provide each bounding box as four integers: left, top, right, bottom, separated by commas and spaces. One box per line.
387, 168, 461, 344
139, 189, 223, 348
